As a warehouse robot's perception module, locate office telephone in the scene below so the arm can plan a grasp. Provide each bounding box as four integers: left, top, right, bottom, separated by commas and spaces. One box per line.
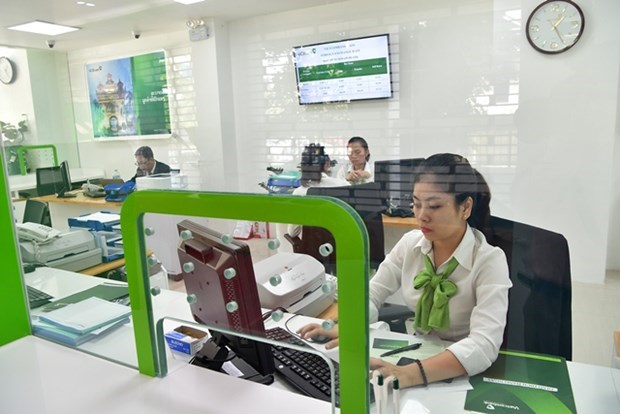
82, 182, 106, 198
16, 222, 61, 243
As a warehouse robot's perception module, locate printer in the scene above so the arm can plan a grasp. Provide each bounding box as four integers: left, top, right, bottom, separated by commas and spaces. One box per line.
253, 252, 335, 317
20, 228, 102, 272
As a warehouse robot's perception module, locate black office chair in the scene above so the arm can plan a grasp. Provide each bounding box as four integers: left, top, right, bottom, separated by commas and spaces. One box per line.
22, 199, 52, 227
485, 216, 572, 360
371, 216, 574, 348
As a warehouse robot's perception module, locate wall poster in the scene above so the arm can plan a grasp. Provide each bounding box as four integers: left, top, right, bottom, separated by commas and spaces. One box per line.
86, 50, 171, 140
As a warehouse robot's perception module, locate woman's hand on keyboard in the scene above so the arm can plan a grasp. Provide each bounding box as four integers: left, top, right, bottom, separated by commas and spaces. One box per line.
297, 323, 339, 349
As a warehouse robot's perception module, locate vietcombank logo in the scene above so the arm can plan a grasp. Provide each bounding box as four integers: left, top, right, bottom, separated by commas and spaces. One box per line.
484, 400, 520, 411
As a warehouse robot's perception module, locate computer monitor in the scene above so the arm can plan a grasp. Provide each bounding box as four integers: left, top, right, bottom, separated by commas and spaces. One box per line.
57, 160, 76, 198
306, 182, 385, 272
35, 161, 76, 198
374, 158, 425, 214
177, 219, 275, 384
35, 166, 63, 197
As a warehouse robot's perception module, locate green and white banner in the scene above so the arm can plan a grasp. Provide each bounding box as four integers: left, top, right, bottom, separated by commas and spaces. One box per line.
86, 50, 171, 140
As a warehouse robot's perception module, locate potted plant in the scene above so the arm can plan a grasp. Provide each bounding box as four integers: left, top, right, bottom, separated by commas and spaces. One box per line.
0, 119, 28, 145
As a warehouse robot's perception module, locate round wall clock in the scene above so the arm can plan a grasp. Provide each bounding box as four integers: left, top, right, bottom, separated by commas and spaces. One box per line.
0, 56, 15, 84
526, 0, 585, 54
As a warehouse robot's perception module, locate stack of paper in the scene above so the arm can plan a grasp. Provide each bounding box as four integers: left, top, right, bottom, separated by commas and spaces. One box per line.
32, 297, 131, 346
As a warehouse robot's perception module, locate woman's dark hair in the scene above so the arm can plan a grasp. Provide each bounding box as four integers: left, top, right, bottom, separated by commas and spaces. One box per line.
348, 136, 370, 161
413, 153, 491, 231
135, 145, 154, 160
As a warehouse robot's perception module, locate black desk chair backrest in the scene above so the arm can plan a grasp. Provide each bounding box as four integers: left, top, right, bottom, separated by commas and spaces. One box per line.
23, 199, 52, 227
485, 216, 572, 360
287, 183, 386, 275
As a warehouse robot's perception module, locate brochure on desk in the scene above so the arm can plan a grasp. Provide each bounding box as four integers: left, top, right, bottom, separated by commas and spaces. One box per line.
464, 350, 576, 414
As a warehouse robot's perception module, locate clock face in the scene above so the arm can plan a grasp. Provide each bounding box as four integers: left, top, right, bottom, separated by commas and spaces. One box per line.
526, 0, 585, 54
0, 57, 15, 84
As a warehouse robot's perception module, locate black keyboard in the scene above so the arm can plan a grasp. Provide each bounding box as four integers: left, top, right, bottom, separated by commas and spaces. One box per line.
266, 327, 341, 406
27, 285, 54, 309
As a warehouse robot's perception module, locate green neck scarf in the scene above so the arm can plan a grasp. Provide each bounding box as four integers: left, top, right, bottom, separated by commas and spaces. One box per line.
413, 255, 459, 333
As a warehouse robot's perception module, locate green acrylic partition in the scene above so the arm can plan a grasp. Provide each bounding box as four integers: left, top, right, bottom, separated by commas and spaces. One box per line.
0, 150, 33, 346
121, 190, 370, 413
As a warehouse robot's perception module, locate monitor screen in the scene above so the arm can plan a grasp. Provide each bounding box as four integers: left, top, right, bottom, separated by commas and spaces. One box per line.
293, 34, 392, 105
35, 166, 63, 197
57, 160, 76, 198
177, 219, 275, 383
374, 158, 425, 213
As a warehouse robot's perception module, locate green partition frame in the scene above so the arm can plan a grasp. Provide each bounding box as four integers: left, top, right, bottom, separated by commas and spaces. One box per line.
0, 151, 32, 345
17, 144, 58, 175
121, 190, 371, 413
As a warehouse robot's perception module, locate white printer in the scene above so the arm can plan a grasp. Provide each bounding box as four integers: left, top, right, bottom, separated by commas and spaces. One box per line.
253, 252, 335, 317
20, 228, 102, 272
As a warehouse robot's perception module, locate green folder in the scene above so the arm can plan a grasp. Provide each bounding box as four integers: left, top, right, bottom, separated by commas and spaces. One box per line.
40, 283, 129, 312
464, 350, 576, 414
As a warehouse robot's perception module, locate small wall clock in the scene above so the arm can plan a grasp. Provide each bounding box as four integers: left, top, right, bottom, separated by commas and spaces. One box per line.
0, 56, 15, 84
526, 0, 585, 54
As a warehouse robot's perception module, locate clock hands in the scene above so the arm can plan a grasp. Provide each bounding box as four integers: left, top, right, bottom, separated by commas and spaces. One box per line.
548, 14, 566, 44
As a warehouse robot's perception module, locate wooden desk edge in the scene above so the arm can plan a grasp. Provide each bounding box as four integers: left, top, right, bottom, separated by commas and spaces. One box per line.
381, 214, 419, 229
80, 250, 153, 276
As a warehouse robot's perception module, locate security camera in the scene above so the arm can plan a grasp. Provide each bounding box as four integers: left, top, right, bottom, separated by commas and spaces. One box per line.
132, 31, 141, 40
46, 40, 55, 49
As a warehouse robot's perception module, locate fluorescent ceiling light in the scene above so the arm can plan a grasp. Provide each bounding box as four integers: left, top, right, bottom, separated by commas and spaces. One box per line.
174, 0, 205, 4
8, 20, 80, 36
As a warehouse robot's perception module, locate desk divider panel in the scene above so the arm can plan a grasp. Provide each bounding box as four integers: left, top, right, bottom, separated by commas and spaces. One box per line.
121, 190, 371, 414
0, 151, 32, 345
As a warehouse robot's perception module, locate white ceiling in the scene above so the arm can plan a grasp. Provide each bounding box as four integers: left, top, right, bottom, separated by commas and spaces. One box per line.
0, 0, 343, 52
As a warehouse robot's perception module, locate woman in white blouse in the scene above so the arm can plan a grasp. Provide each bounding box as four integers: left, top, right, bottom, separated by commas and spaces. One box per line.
299, 153, 511, 389
336, 136, 374, 184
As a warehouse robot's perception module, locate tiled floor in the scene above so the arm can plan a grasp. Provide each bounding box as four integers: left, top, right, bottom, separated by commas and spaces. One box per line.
572, 269, 620, 367
168, 243, 620, 368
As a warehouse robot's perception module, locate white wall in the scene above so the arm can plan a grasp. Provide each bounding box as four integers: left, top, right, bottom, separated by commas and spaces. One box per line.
27, 0, 620, 283
225, 0, 620, 283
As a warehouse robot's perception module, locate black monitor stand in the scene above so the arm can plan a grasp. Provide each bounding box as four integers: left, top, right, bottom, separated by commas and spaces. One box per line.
189, 332, 274, 385
56, 187, 77, 198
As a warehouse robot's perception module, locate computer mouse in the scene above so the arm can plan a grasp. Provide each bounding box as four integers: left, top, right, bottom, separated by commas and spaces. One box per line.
308, 334, 331, 344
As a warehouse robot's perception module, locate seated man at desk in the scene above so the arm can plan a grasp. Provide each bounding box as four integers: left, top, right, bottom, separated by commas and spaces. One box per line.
298, 153, 511, 389
129, 146, 171, 182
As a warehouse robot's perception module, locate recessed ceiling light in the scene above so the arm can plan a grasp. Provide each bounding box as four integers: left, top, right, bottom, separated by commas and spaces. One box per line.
8, 20, 80, 36
174, 0, 205, 5
77, 1, 96, 6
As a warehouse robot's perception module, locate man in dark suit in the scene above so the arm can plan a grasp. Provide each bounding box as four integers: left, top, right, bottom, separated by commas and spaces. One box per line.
129, 146, 171, 182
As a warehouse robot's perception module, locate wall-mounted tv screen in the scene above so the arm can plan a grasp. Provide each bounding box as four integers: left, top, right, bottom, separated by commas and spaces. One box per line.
293, 34, 392, 105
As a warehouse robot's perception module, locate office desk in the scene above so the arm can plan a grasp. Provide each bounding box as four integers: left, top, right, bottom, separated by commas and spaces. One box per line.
26, 267, 189, 368
78, 249, 154, 276
8, 167, 104, 193
36, 191, 123, 208
381, 215, 418, 253
381, 214, 418, 229
17, 268, 620, 413
34, 191, 122, 230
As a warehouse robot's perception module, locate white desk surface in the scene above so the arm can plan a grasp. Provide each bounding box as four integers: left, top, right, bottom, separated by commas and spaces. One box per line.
9, 167, 104, 191
12, 268, 620, 413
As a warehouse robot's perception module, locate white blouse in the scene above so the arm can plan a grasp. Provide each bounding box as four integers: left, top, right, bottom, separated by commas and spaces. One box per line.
369, 226, 512, 375
336, 160, 374, 184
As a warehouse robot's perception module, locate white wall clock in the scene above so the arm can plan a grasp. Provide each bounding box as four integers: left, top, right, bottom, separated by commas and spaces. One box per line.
526, 0, 585, 54
0, 57, 15, 84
